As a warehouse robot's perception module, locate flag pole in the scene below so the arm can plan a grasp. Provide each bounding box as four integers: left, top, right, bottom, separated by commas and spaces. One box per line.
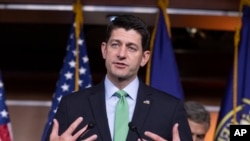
158, 0, 171, 37
232, 0, 249, 124
232, 24, 239, 125
73, 0, 83, 91
145, 12, 157, 85
146, 0, 170, 85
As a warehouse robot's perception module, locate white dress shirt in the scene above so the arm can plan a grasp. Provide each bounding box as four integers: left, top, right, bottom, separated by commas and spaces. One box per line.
104, 76, 139, 140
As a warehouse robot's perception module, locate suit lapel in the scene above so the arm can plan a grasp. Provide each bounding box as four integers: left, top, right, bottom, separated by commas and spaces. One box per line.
88, 82, 112, 141
127, 82, 152, 140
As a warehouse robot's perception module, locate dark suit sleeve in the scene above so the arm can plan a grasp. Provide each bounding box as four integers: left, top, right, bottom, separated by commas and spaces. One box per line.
172, 101, 193, 141
44, 96, 70, 141
44, 92, 96, 141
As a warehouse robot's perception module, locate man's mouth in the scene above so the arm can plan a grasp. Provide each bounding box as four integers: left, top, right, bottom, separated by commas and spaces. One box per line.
114, 62, 127, 68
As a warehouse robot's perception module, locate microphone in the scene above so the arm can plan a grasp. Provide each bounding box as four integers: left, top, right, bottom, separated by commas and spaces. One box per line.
87, 122, 95, 130
128, 122, 143, 141
78, 121, 95, 140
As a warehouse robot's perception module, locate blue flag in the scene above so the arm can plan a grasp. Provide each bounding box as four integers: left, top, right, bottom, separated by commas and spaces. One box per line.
147, 9, 184, 100
41, 4, 92, 140
0, 71, 12, 141
214, 4, 250, 141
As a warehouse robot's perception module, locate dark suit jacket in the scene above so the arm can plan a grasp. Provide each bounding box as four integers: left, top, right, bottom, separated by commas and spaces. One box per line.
46, 80, 192, 141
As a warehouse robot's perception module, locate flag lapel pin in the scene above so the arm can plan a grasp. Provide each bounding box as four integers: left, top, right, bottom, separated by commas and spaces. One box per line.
143, 100, 150, 104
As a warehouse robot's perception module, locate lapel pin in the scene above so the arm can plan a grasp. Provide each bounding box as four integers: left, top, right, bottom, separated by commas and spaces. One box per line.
143, 100, 150, 104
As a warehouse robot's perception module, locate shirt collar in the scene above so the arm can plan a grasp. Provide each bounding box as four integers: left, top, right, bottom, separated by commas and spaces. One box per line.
104, 76, 139, 100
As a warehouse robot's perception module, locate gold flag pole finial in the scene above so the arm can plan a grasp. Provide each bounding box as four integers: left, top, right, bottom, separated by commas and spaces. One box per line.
73, 0, 83, 91
158, 0, 169, 10
73, 0, 83, 39
158, 0, 171, 37
240, 0, 250, 11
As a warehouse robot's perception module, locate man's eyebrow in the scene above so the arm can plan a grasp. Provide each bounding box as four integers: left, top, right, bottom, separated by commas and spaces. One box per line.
109, 39, 119, 42
126, 42, 137, 46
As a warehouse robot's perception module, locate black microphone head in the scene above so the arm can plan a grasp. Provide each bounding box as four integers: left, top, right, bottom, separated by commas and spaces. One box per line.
128, 122, 137, 131
128, 122, 143, 140
87, 121, 95, 130
79, 121, 95, 140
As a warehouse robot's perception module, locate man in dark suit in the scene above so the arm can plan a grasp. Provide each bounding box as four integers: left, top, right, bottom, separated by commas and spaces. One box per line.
47, 14, 192, 141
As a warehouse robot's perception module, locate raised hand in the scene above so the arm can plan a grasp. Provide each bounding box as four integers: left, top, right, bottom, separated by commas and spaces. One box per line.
50, 117, 97, 141
142, 123, 180, 141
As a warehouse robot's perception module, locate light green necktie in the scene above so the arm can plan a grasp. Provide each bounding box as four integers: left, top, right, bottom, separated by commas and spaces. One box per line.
114, 90, 129, 141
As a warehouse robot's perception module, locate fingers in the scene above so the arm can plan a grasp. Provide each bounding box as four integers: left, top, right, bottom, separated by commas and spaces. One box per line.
49, 117, 97, 141
53, 117, 85, 141
67, 117, 98, 141
144, 131, 167, 141
76, 124, 88, 137
172, 123, 180, 141
71, 123, 88, 140
66, 117, 84, 134
144, 123, 181, 141
82, 134, 98, 141
50, 119, 60, 140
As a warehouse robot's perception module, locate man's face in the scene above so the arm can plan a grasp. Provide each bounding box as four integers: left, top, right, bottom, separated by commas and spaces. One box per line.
188, 119, 209, 141
101, 28, 150, 82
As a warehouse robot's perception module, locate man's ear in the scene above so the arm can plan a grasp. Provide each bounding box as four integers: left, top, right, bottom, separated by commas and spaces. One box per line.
140, 50, 151, 67
101, 42, 107, 59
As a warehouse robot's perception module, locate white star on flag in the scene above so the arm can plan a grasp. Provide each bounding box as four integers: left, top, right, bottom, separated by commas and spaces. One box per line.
78, 39, 84, 45
57, 95, 62, 102
79, 67, 86, 75
69, 60, 76, 68
72, 50, 76, 56
82, 56, 89, 63
61, 83, 69, 92
78, 79, 83, 86
64, 71, 73, 80
0, 110, 8, 118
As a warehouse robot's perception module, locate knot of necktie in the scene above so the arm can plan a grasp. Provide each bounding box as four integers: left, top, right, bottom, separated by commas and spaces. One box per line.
115, 90, 127, 98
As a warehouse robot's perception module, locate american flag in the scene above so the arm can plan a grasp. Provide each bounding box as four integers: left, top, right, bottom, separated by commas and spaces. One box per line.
41, 2, 92, 139
0, 72, 12, 141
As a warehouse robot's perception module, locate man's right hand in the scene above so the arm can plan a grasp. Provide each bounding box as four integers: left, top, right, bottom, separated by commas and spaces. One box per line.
50, 117, 97, 141
142, 123, 180, 141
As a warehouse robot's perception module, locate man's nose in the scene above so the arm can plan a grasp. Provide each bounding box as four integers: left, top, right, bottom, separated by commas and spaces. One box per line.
117, 46, 127, 58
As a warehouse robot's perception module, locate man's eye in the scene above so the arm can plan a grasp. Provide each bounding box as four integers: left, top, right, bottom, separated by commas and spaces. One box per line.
128, 46, 137, 52
111, 43, 119, 47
